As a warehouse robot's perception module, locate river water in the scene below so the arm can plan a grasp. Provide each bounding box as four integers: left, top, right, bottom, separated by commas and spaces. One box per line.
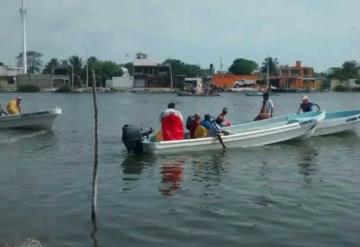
0, 92, 359, 247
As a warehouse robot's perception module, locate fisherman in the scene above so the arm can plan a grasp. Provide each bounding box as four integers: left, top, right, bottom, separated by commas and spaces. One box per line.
0, 103, 8, 116
298, 95, 320, 113
7, 96, 22, 115
189, 113, 201, 138
208, 117, 229, 138
200, 114, 212, 129
160, 102, 184, 141
254, 92, 274, 121
217, 107, 231, 126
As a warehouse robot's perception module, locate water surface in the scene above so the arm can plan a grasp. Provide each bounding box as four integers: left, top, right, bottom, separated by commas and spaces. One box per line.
0, 92, 359, 246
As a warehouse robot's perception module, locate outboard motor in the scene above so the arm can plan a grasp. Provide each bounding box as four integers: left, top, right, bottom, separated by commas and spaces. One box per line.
122, 124, 152, 154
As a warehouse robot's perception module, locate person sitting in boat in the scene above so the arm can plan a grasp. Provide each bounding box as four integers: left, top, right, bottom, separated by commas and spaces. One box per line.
189, 113, 201, 138
160, 102, 184, 141
0, 104, 8, 116
193, 114, 212, 138
217, 107, 231, 126
254, 92, 274, 121
297, 95, 320, 113
208, 117, 229, 138
200, 114, 212, 129
6, 96, 22, 115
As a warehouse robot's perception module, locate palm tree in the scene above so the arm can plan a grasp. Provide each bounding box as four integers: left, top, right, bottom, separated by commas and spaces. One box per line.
260, 57, 279, 76
68, 55, 84, 88
42, 58, 59, 74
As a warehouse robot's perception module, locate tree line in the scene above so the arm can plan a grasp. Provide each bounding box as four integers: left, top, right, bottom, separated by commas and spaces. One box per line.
14, 51, 360, 88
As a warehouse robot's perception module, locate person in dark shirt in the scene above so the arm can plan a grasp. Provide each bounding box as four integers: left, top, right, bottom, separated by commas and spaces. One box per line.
298, 95, 320, 113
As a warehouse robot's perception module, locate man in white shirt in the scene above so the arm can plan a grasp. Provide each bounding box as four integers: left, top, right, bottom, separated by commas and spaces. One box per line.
254, 92, 274, 121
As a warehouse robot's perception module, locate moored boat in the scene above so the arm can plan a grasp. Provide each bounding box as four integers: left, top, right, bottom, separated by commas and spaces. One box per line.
0, 108, 62, 130
312, 110, 360, 136
122, 117, 318, 155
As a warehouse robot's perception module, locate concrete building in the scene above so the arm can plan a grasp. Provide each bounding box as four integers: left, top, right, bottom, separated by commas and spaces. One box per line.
277, 61, 321, 90
133, 53, 172, 88
0, 65, 22, 91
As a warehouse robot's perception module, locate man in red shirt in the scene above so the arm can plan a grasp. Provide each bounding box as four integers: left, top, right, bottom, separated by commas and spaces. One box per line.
160, 102, 184, 141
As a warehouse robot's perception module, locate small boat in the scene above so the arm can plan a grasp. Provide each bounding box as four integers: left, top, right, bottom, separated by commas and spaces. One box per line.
0, 108, 62, 130
312, 110, 360, 136
227, 111, 326, 138
176, 90, 220, 97
245, 91, 263, 96
122, 117, 318, 155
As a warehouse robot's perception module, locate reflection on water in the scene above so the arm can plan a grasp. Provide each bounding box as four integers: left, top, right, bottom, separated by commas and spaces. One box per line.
159, 157, 185, 196
121, 155, 156, 191
297, 142, 319, 180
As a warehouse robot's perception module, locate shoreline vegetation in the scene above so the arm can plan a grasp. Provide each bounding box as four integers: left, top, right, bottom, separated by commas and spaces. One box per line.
1, 52, 360, 93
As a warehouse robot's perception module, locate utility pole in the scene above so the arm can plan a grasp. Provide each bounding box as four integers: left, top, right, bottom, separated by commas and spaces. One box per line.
266, 56, 270, 90
86, 55, 89, 88
19, 0, 27, 74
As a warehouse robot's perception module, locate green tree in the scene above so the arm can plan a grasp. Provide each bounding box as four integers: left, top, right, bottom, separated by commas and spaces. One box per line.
0, 62, 4, 66
123, 62, 133, 76
163, 59, 201, 79
16, 51, 43, 73
260, 57, 279, 76
341, 60, 359, 79
228, 58, 258, 75
68, 55, 84, 87
90, 59, 123, 86
42, 58, 59, 74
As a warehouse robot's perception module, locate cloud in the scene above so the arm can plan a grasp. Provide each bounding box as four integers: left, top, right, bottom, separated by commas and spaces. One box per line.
1, 0, 360, 71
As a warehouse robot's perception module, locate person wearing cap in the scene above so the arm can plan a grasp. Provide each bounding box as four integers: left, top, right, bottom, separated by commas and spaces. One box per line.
298, 95, 320, 113
160, 102, 184, 141
0, 103, 8, 116
254, 92, 274, 121
6, 96, 22, 115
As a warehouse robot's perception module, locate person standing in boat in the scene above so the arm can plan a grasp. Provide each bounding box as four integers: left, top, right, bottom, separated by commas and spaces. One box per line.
160, 102, 184, 141
0, 103, 8, 116
6, 96, 22, 115
254, 92, 274, 121
297, 95, 320, 113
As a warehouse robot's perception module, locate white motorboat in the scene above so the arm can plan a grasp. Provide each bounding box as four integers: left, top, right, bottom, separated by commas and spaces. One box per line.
122, 116, 318, 155
227, 111, 325, 137
0, 108, 62, 130
312, 110, 360, 136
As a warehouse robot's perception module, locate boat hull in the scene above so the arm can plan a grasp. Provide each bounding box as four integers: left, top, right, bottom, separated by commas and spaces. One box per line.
0, 108, 62, 130
312, 110, 360, 136
143, 120, 316, 154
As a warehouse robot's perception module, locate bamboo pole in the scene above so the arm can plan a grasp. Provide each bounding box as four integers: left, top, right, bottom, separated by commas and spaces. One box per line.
91, 70, 99, 221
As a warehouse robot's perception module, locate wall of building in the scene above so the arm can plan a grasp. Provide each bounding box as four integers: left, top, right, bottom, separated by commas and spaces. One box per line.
212, 74, 259, 88
17, 74, 53, 88
106, 76, 133, 88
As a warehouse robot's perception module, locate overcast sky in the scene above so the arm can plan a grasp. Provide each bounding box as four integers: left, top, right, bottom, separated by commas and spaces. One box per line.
1, 0, 360, 71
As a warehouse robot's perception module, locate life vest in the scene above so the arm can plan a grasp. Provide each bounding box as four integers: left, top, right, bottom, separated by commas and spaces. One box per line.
156, 130, 164, 141
194, 125, 208, 138
161, 109, 184, 141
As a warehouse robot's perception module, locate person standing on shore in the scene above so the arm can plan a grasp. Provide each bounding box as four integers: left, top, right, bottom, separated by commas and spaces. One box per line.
7, 96, 22, 115
160, 102, 184, 141
297, 95, 320, 113
254, 92, 274, 121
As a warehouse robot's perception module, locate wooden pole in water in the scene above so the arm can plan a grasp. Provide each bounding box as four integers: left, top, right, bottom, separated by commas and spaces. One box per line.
91, 70, 99, 221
